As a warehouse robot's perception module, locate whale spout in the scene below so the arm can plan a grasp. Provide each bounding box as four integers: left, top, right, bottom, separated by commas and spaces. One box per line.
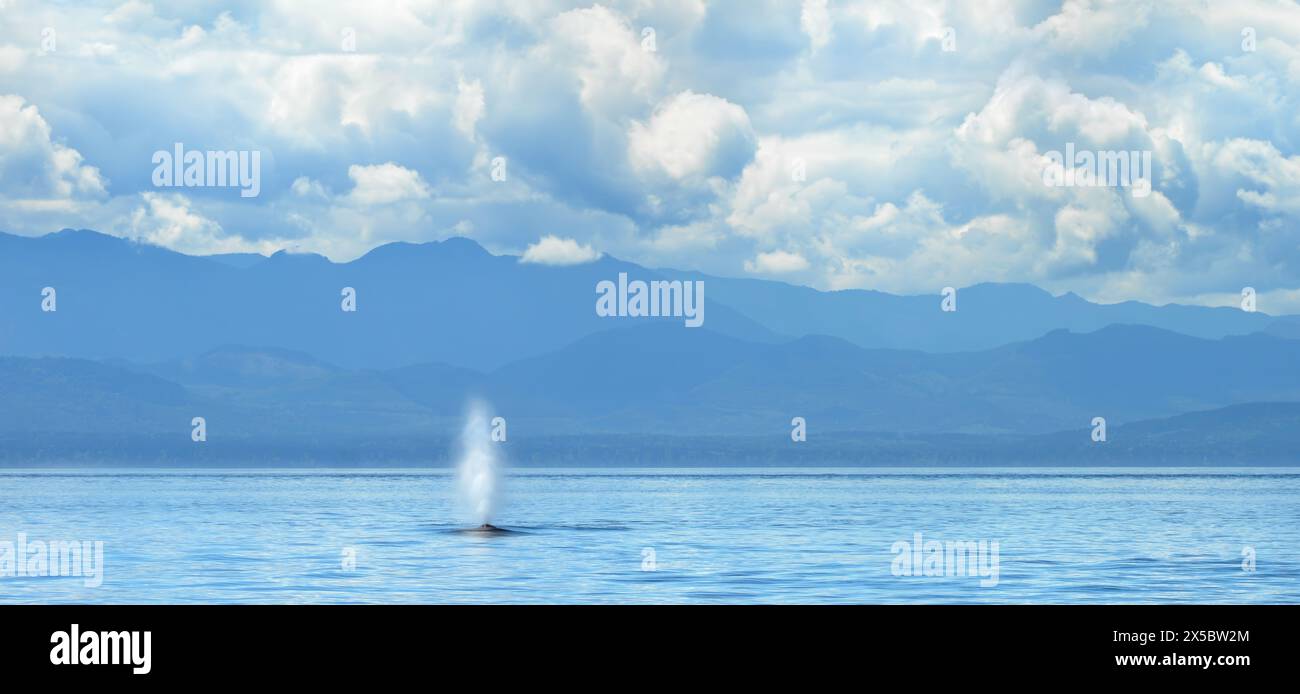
455, 401, 502, 527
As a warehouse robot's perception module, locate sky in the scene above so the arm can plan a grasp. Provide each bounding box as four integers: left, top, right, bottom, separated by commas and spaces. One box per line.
2, 0, 1300, 310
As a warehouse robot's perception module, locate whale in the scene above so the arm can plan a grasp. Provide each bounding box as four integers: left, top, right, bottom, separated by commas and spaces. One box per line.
455, 523, 517, 535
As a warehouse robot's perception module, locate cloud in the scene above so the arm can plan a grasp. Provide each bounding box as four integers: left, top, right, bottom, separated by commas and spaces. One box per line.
520, 235, 602, 266
0, 95, 106, 200
1208, 138, 1300, 216
546, 5, 664, 117
453, 78, 485, 141
291, 176, 329, 199
126, 192, 277, 256
1, 0, 1299, 309
1033, 0, 1153, 57
345, 163, 432, 206
0, 45, 27, 73
800, 0, 832, 51
745, 249, 810, 274
629, 91, 756, 180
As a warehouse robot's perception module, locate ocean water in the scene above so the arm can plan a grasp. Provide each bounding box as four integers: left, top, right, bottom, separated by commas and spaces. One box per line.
1, 468, 1297, 604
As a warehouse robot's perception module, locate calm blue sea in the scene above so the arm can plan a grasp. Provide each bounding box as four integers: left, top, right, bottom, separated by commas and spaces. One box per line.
1, 468, 1296, 603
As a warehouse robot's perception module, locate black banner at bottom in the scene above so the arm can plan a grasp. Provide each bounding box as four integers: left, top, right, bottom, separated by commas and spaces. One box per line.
0, 604, 1286, 683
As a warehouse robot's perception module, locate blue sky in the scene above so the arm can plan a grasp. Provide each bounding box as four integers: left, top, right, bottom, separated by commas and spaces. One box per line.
2, 0, 1300, 310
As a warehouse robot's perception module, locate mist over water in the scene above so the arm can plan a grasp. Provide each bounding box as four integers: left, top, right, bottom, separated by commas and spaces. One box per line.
455, 401, 501, 526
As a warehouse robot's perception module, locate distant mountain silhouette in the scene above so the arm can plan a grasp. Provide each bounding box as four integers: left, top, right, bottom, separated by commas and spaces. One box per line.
0, 229, 778, 370
683, 273, 1281, 352
4, 322, 1300, 463
1262, 315, 1300, 340
0, 229, 1285, 372
480, 323, 1300, 435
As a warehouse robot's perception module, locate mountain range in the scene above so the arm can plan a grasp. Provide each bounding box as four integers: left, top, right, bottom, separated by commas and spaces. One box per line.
1, 228, 1297, 465
1, 229, 1288, 369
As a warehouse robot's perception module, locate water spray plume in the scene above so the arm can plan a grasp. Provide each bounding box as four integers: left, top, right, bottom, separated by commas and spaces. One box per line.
455, 401, 501, 528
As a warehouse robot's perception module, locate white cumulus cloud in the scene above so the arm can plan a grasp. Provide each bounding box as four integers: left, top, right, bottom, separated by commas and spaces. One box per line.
126, 192, 278, 256
629, 91, 756, 180
0, 95, 106, 200
745, 249, 811, 274
345, 163, 432, 206
520, 235, 602, 266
